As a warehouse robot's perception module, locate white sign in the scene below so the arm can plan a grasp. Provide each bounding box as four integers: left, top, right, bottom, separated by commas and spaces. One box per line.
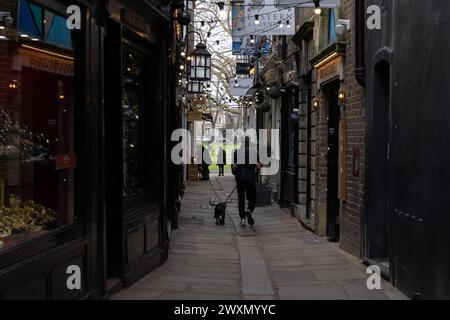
233, 0, 296, 37
229, 78, 254, 97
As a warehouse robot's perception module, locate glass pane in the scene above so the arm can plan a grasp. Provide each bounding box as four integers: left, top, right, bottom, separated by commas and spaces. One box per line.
196, 55, 205, 66
122, 50, 148, 198
197, 67, 205, 78
47, 15, 73, 50
0, 43, 76, 250
18, 0, 41, 38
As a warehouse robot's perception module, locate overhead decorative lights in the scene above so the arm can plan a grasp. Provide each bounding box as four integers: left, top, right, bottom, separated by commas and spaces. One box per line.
217, 1, 225, 11
254, 15, 260, 25
314, 0, 322, 15
250, 35, 255, 44
286, 20, 291, 28
278, 21, 284, 28
177, 10, 191, 26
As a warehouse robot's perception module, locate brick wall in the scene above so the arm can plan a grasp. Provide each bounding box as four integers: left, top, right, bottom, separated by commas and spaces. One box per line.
340, 0, 366, 257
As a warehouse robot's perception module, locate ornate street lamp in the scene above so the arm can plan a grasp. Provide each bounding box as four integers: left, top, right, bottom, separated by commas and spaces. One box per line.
189, 43, 212, 81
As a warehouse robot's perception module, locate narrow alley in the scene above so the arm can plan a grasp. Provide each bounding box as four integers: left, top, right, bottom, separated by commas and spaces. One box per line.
111, 176, 406, 300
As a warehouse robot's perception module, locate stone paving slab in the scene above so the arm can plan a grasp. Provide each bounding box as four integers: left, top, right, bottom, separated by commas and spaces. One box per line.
111, 176, 407, 301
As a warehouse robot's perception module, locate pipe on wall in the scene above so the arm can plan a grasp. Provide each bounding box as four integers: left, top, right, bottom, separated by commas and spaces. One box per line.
354, 0, 366, 87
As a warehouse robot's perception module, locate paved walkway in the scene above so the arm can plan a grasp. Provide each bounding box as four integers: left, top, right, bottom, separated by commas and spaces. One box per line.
111, 176, 407, 300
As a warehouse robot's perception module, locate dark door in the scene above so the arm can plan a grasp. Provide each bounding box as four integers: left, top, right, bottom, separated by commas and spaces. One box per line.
366, 61, 391, 270
326, 81, 340, 241
280, 88, 299, 208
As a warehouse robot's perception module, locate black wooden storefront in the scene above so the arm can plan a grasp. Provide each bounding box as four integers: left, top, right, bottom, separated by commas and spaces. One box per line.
366, 0, 450, 299
0, 0, 173, 299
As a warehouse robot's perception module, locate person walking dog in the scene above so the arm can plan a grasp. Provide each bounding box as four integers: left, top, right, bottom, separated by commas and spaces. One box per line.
232, 137, 261, 227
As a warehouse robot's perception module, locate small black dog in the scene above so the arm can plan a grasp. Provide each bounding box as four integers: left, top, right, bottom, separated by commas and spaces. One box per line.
214, 203, 226, 225
211, 186, 237, 226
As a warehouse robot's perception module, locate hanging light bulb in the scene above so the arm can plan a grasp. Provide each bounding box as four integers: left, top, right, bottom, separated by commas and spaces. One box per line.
250, 35, 255, 44
286, 20, 291, 28
217, 1, 225, 11
278, 21, 284, 28
254, 14, 260, 25
314, 0, 322, 15
180, 64, 185, 70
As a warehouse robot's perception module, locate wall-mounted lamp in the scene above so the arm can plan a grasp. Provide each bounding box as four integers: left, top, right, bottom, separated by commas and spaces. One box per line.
338, 89, 346, 106
313, 98, 320, 111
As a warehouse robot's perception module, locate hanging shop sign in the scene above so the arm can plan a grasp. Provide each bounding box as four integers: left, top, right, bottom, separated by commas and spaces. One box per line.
188, 111, 203, 121
236, 62, 251, 75
232, 0, 295, 37
229, 77, 254, 97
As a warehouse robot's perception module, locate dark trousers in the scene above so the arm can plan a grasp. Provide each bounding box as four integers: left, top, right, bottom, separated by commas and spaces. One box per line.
237, 181, 256, 219
218, 165, 224, 176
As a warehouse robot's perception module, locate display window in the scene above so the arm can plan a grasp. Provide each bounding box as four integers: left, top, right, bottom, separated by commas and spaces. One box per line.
0, 0, 77, 251
122, 48, 149, 199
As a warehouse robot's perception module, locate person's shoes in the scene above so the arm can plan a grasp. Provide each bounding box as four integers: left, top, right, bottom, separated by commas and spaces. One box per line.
246, 211, 255, 226
240, 218, 247, 227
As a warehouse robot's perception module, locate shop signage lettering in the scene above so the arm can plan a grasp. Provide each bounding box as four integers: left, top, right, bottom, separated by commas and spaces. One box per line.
236, 62, 250, 75
120, 9, 149, 35
27, 54, 74, 76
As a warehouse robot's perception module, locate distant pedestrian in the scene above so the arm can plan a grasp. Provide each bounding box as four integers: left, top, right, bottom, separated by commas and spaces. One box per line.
201, 145, 211, 180
217, 147, 227, 176
232, 136, 261, 227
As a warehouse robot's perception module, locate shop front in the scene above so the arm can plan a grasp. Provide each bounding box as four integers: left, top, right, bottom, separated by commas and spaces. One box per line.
0, 0, 103, 299
103, 0, 171, 288
311, 49, 345, 241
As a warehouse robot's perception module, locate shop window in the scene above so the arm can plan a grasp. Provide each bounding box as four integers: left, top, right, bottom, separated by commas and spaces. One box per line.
328, 9, 337, 45
0, 10, 77, 251
122, 50, 149, 198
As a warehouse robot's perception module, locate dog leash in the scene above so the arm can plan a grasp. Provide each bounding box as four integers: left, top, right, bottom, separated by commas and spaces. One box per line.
223, 185, 238, 204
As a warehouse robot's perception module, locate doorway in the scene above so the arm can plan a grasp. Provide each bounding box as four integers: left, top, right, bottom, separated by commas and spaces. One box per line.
324, 80, 340, 241
367, 61, 391, 272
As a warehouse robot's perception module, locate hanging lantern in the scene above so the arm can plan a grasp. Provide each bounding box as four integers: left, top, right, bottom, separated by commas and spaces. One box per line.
268, 85, 281, 99
260, 100, 271, 112
177, 10, 191, 26
189, 43, 212, 81
187, 80, 204, 94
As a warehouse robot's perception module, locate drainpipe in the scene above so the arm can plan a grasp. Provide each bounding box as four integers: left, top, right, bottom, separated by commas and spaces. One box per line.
354, 0, 366, 87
